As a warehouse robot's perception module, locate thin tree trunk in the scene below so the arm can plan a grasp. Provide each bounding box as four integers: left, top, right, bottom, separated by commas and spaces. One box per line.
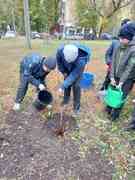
12, 8, 16, 33
23, 0, 31, 49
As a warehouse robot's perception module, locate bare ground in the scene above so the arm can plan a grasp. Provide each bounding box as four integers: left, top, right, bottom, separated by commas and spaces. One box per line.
0, 104, 113, 180
0, 39, 116, 180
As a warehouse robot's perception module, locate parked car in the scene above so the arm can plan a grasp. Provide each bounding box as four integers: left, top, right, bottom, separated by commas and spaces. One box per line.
84, 33, 96, 40
100, 33, 112, 40
74, 33, 84, 40
4, 31, 16, 38
65, 32, 84, 40
31, 31, 41, 39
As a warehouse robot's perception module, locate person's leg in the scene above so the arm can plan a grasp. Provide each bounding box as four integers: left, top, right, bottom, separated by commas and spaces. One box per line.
15, 74, 29, 104
111, 107, 122, 121
72, 64, 85, 113
122, 80, 134, 99
125, 105, 135, 130
62, 86, 71, 105
73, 78, 81, 112
100, 71, 111, 90
130, 106, 135, 125
105, 105, 112, 115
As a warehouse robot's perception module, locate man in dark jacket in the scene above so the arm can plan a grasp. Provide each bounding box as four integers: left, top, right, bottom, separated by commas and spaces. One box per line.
99, 18, 131, 92
105, 23, 135, 120
13, 53, 56, 110
56, 44, 90, 114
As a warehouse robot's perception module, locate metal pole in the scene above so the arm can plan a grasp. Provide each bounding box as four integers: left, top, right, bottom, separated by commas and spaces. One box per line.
23, 0, 31, 49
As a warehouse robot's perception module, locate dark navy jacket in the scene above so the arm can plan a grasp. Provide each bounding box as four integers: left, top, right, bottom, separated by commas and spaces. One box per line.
56, 44, 91, 89
20, 53, 49, 87
105, 40, 120, 65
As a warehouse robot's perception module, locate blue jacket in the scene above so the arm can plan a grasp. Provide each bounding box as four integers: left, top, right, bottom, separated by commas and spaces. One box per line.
105, 40, 120, 65
20, 53, 48, 87
56, 44, 91, 89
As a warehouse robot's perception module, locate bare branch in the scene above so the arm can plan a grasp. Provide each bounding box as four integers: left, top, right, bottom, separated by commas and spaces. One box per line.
89, 0, 133, 18
116, 0, 122, 8
88, 0, 104, 17
119, 0, 133, 9
112, 0, 117, 9
107, 0, 132, 18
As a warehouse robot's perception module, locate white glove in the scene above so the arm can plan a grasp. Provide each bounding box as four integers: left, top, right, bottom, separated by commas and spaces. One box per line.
58, 88, 63, 93
39, 84, 45, 91
58, 88, 64, 96
47, 104, 52, 110
111, 78, 116, 86
132, 99, 135, 103
13, 103, 20, 111
116, 82, 123, 89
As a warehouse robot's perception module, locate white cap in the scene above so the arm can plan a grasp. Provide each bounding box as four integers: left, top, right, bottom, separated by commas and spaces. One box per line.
63, 44, 78, 63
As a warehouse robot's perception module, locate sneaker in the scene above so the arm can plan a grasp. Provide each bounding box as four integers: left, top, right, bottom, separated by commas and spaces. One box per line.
72, 109, 80, 118
105, 106, 112, 115
13, 103, 20, 111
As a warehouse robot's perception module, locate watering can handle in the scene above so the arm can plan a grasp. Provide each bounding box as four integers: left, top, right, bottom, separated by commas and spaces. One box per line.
110, 84, 117, 90
109, 85, 123, 94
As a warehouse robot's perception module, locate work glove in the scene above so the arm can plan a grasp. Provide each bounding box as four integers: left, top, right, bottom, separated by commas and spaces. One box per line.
58, 88, 64, 96
39, 84, 45, 91
13, 103, 20, 111
132, 99, 135, 103
47, 104, 52, 110
116, 82, 123, 89
111, 78, 116, 86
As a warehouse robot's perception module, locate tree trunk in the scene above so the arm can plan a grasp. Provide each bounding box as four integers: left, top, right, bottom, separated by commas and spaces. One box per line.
23, 0, 31, 49
12, 8, 16, 33
98, 24, 104, 38
98, 16, 108, 38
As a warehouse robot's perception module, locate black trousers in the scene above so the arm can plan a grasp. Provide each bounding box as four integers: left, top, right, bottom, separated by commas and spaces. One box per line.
106, 78, 134, 119
100, 71, 111, 90
64, 77, 81, 110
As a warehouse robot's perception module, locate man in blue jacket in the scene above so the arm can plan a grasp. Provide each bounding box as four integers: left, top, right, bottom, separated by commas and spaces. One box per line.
57, 44, 90, 115
13, 53, 56, 110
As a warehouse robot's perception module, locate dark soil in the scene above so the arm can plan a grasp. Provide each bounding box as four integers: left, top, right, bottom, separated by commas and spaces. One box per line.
0, 105, 114, 180
45, 112, 77, 137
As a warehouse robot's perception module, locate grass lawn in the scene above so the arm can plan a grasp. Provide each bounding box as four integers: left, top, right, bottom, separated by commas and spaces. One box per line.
0, 37, 135, 180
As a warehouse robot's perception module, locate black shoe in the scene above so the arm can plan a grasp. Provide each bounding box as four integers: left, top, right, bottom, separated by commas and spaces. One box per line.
111, 116, 118, 121
124, 123, 135, 131
111, 113, 119, 121
111, 109, 120, 121
105, 106, 112, 115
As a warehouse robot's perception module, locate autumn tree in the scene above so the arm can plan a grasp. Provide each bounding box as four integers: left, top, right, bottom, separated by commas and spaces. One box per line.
88, 0, 133, 36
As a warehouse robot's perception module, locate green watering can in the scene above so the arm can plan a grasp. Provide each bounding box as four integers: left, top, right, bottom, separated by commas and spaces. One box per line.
104, 85, 125, 108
